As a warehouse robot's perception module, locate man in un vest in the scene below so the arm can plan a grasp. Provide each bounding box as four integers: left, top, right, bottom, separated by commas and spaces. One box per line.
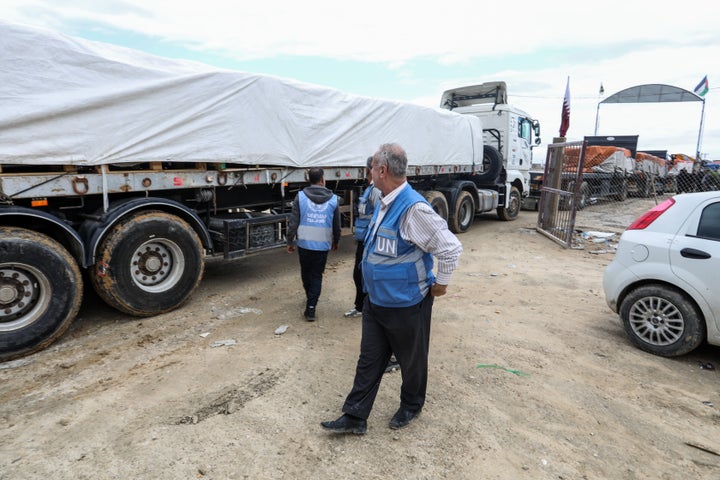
286, 167, 341, 321
321, 143, 463, 434
344, 156, 381, 319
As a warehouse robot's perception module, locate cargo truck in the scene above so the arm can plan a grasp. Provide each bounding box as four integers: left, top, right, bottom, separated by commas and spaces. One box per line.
440, 82, 542, 220
0, 23, 540, 359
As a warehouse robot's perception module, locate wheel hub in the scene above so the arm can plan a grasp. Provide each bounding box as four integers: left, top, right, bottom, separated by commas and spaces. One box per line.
133, 244, 171, 286
0, 267, 38, 320
629, 295, 684, 346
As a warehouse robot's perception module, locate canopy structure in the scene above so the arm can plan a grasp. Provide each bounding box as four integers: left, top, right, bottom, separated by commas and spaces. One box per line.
594, 84, 706, 160
0, 22, 482, 168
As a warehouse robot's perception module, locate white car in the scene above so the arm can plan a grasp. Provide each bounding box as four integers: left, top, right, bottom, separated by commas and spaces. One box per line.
603, 191, 720, 356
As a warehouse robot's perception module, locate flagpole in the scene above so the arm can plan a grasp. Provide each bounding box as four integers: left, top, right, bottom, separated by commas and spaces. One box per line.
695, 98, 706, 161
593, 82, 604, 136
593, 103, 600, 136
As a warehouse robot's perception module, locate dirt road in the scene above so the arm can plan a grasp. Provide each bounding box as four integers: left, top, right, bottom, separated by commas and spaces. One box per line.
1, 197, 719, 480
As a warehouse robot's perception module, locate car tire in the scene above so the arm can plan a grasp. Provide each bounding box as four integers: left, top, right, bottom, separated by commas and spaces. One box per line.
619, 284, 705, 357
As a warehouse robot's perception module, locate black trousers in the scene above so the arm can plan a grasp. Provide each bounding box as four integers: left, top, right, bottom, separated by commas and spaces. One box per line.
297, 247, 329, 309
342, 293, 434, 420
352, 241, 365, 311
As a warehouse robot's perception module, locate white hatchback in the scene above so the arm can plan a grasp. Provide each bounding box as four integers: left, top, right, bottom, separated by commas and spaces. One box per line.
603, 191, 720, 356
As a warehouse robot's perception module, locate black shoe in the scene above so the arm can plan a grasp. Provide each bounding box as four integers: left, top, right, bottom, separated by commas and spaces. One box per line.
389, 407, 421, 430
304, 306, 316, 321
321, 414, 367, 435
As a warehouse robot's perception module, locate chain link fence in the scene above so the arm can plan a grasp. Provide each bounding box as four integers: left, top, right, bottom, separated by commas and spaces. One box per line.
531, 141, 720, 248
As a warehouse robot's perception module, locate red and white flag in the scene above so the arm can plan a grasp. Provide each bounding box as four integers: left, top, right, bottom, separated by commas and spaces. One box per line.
559, 77, 570, 137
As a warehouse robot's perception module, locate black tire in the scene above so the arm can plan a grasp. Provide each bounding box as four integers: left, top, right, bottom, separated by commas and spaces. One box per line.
450, 191, 475, 233
614, 179, 628, 201
90, 211, 204, 316
0, 227, 83, 361
559, 181, 575, 211
700, 173, 720, 192
423, 191, 449, 223
497, 186, 521, 221
577, 181, 590, 210
475, 146, 503, 182
619, 284, 705, 357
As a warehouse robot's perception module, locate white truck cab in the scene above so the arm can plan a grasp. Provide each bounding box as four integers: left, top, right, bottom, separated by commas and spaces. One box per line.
441, 82, 541, 218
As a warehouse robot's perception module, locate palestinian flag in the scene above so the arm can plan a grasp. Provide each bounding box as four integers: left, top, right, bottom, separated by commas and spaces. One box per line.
694, 75, 709, 97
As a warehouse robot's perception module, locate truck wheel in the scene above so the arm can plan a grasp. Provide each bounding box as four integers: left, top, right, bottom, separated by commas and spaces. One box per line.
559, 181, 574, 211
423, 191, 449, 223
614, 180, 628, 201
450, 191, 475, 233
90, 211, 204, 316
497, 186, 521, 221
475, 146, 503, 182
0, 227, 83, 361
577, 182, 590, 210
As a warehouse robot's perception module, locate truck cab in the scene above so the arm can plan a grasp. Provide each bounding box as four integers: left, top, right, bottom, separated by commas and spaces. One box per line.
441, 81, 541, 219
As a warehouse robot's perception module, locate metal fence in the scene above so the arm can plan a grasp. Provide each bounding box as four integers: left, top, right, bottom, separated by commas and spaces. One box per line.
534, 142, 720, 248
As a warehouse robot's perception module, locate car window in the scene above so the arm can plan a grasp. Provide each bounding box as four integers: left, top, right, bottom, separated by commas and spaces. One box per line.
697, 202, 720, 241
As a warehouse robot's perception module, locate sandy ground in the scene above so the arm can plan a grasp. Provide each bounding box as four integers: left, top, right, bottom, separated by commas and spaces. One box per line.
1, 197, 719, 480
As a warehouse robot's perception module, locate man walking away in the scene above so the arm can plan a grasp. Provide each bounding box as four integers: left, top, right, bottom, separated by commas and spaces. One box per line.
286, 167, 341, 321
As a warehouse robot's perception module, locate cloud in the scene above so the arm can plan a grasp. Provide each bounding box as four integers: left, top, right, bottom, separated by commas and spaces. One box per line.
4, 0, 717, 63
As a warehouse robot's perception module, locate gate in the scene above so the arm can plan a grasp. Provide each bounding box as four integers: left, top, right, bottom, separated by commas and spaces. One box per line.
536, 141, 585, 248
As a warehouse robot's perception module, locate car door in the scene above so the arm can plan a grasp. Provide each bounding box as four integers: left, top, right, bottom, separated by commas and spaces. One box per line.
669, 198, 720, 331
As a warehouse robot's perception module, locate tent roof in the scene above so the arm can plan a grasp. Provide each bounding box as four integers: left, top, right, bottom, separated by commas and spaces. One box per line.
600, 84, 703, 104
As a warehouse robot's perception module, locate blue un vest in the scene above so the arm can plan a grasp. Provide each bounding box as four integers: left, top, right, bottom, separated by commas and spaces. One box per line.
362, 185, 435, 308
296, 190, 337, 251
354, 185, 376, 242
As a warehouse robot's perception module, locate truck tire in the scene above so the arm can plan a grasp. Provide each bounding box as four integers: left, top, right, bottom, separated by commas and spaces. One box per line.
497, 186, 521, 221
640, 178, 651, 198
577, 182, 590, 210
423, 191, 449, 223
614, 179, 628, 201
475, 146, 503, 182
90, 211, 204, 316
559, 181, 574, 211
0, 227, 83, 361
450, 191, 475, 233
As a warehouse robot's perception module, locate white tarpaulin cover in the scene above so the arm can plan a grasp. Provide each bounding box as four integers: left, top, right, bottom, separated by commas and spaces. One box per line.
0, 22, 482, 168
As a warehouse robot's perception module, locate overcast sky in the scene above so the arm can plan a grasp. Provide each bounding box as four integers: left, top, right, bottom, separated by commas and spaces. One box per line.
3, 0, 718, 160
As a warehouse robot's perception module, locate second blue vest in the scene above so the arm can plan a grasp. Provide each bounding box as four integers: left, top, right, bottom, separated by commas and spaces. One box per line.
297, 190, 337, 251
354, 184, 376, 242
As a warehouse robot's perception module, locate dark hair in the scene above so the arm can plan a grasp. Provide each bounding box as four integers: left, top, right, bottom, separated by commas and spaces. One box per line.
308, 167, 324, 184
366, 156, 374, 170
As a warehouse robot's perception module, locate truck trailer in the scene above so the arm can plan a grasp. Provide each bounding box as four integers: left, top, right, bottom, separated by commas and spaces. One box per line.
0, 23, 539, 360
